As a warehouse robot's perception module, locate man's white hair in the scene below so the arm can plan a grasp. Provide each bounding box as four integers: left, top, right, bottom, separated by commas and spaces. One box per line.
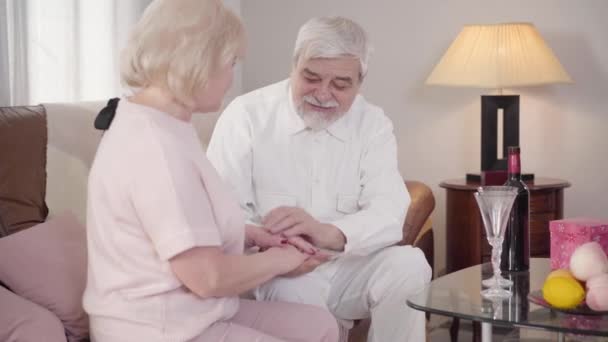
293, 16, 372, 80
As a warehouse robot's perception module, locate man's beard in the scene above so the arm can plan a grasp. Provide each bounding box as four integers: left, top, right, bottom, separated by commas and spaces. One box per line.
296, 95, 343, 132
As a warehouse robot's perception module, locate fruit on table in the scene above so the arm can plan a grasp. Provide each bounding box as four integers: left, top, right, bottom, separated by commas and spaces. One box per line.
569, 242, 608, 281
542, 270, 586, 309
586, 272, 608, 311
587, 288, 608, 311
546, 269, 575, 280
586, 272, 608, 291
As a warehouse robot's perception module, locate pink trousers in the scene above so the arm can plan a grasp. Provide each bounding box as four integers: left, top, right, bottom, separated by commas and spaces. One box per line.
195, 299, 340, 342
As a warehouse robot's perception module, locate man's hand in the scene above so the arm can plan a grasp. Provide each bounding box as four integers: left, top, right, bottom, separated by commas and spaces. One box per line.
263, 207, 346, 251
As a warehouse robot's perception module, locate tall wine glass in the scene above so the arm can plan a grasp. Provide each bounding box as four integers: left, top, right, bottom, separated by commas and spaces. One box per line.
474, 186, 518, 299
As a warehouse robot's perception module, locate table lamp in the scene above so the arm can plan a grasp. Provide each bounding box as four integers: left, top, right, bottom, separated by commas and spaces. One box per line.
426, 22, 572, 183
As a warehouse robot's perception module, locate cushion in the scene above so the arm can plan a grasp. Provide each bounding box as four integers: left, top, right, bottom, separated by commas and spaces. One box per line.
0, 286, 67, 342
0, 212, 88, 341
0, 105, 49, 234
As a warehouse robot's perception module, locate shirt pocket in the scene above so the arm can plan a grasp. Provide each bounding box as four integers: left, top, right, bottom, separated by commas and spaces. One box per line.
336, 194, 359, 214
256, 191, 297, 218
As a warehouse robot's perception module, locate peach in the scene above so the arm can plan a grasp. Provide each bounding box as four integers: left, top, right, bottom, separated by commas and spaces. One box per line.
586, 273, 608, 291
569, 242, 608, 281
586, 287, 608, 311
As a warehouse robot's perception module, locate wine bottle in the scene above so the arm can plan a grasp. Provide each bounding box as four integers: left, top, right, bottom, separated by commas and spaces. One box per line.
501, 146, 530, 271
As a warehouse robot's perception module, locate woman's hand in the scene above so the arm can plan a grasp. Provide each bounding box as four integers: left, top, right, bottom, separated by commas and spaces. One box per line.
284, 235, 319, 255
281, 252, 331, 278
246, 225, 320, 255
266, 245, 311, 275
245, 224, 285, 249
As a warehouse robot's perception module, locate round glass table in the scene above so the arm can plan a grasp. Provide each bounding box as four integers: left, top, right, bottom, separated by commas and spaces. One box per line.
407, 258, 608, 341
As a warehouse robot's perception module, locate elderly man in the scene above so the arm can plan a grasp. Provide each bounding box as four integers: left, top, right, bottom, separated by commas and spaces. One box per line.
207, 16, 431, 342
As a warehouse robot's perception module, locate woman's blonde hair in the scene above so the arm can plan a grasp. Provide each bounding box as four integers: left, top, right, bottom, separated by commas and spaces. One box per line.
121, 0, 245, 107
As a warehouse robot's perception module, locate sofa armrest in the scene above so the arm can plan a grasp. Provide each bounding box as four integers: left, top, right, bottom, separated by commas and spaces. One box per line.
413, 218, 434, 277
401, 180, 435, 246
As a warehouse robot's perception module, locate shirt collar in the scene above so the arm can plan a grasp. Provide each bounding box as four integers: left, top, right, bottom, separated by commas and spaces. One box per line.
325, 110, 351, 142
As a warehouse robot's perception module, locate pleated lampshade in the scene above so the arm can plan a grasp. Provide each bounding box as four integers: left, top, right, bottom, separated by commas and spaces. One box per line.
426, 23, 572, 88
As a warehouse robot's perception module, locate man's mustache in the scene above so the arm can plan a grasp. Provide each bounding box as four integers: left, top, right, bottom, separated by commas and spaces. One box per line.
302, 95, 338, 109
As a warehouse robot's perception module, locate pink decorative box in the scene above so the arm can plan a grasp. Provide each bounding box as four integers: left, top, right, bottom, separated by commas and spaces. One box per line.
550, 218, 608, 270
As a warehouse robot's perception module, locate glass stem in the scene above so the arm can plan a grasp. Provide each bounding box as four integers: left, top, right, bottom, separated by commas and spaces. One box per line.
492, 243, 502, 280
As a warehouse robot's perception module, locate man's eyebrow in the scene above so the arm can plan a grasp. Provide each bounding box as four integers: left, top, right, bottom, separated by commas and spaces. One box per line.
302, 68, 353, 84
302, 68, 320, 78
334, 76, 353, 84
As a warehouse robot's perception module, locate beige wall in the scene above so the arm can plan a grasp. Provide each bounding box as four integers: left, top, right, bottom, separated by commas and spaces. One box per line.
240, 0, 608, 274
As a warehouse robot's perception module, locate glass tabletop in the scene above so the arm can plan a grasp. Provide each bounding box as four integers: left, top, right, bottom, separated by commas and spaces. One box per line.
407, 258, 608, 337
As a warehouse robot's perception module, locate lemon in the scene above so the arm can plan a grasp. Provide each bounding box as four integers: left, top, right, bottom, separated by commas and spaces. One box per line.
542, 271, 586, 309
545, 269, 575, 280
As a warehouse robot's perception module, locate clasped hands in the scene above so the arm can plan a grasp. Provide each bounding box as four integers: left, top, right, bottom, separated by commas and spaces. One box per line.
246, 206, 344, 277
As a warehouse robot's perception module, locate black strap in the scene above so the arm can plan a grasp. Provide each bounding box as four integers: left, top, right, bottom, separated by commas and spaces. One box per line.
94, 97, 120, 130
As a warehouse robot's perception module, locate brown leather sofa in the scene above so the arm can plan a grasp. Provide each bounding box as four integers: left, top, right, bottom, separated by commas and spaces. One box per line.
0, 103, 435, 342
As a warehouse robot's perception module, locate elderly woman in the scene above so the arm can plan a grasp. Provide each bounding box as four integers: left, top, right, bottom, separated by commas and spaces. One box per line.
82, 1, 339, 341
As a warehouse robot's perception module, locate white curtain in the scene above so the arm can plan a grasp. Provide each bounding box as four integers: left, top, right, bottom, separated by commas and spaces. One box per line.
1, 0, 29, 105
0, 0, 151, 106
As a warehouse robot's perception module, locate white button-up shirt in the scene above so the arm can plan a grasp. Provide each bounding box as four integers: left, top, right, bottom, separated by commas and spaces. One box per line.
207, 79, 410, 256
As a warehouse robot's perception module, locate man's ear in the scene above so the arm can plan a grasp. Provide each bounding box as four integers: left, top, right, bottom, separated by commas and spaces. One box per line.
292, 57, 301, 73
358, 72, 366, 84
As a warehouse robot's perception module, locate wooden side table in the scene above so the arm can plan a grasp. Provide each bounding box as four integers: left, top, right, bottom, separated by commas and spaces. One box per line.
440, 178, 570, 275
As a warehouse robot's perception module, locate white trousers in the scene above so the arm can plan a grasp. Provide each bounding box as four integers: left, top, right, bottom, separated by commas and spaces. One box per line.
254, 245, 432, 342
